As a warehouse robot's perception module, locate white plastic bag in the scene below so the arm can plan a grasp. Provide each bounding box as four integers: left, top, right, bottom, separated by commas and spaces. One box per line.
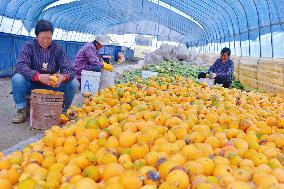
81, 70, 101, 94
174, 45, 190, 61
143, 53, 163, 66
99, 70, 115, 90
199, 78, 215, 87
157, 44, 174, 61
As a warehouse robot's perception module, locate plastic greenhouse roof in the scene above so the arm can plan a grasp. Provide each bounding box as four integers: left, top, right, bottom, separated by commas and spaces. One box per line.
0, 0, 283, 46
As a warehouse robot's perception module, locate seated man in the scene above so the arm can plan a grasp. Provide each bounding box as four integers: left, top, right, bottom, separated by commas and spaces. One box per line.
198, 47, 234, 88
12, 20, 79, 123
73, 36, 106, 84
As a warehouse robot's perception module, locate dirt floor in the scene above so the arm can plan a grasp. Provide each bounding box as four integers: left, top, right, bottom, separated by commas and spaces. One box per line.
0, 78, 41, 151
0, 59, 140, 152
0, 78, 86, 152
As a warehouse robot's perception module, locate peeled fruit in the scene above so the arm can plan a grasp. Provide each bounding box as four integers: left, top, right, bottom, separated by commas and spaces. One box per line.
130, 143, 149, 160
75, 178, 97, 189
184, 161, 204, 175
0, 179, 12, 189
86, 119, 99, 129
205, 136, 220, 148
220, 175, 235, 187
0, 158, 11, 170
69, 175, 83, 184
97, 115, 109, 129
250, 152, 268, 166
239, 159, 254, 168
50, 75, 59, 86
23, 163, 41, 175
83, 166, 100, 182
158, 161, 179, 180
181, 145, 203, 161
117, 88, 124, 98
140, 185, 157, 189
6, 168, 21, 184
99, 152, 117, 164
169, 154, 186, 166
9, 154, 23, 165
196, 157, 214, 176
158, 181, 178, 189
166, 169, 189, 189
254, 174, 279, 188
119, 131, 137, 147
105, 136, 119, 149
267, 158, 282, 169
271, 168, 284, 183
105, 183, 125, 189
232, 168, 252, 182
63, 164, 81, 176
227, 181, 252, 189
213, 165, 233, 177
133, 160, 145, 170
206, 176, 219, 184
41, 155, 56, 169
103, 163, 124, 181
56, 153, 70, 165
119, 170, 143, 189
63, 143, 76, 155
17, 178, 40, 189
145, 152, 159, 167
60, 183, 76, 189
72, 155, 90, 169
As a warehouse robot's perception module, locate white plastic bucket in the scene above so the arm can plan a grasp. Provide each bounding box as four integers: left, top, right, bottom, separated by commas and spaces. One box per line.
141, 71, 159, 79
199, 78, 215, 87
81, 70, 101, 94
99, 70, 115, 90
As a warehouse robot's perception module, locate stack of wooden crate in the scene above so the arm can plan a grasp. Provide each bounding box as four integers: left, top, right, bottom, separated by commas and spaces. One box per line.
231, 55, 240, 80
257, 58, 284, 93
238, 57, 259, 91
200, 54, 284, 93
235, 57, 284, 93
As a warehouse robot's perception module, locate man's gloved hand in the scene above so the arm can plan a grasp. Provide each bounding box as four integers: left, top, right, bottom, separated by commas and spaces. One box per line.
92, 64, 102, 72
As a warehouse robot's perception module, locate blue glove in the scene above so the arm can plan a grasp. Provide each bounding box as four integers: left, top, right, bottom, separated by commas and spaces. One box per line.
91, 64, 102, 72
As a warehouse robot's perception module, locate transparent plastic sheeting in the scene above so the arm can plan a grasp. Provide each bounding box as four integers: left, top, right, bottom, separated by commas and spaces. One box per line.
0, 0, 284, 57
103, 20, 188, 44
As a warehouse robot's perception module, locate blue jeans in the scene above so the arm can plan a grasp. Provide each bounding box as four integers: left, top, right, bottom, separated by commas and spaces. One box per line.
12, 73, 80, 112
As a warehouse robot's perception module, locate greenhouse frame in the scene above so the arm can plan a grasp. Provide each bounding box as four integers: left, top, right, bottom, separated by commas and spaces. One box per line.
0, 1, 284, 189
0, 0, 283, 57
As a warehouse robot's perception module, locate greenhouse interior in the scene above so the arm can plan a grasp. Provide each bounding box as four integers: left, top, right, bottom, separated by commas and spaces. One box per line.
0, 0, 283, 189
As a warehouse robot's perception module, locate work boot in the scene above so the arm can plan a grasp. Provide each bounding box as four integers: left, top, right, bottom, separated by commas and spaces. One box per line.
12, 108, 27, 123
